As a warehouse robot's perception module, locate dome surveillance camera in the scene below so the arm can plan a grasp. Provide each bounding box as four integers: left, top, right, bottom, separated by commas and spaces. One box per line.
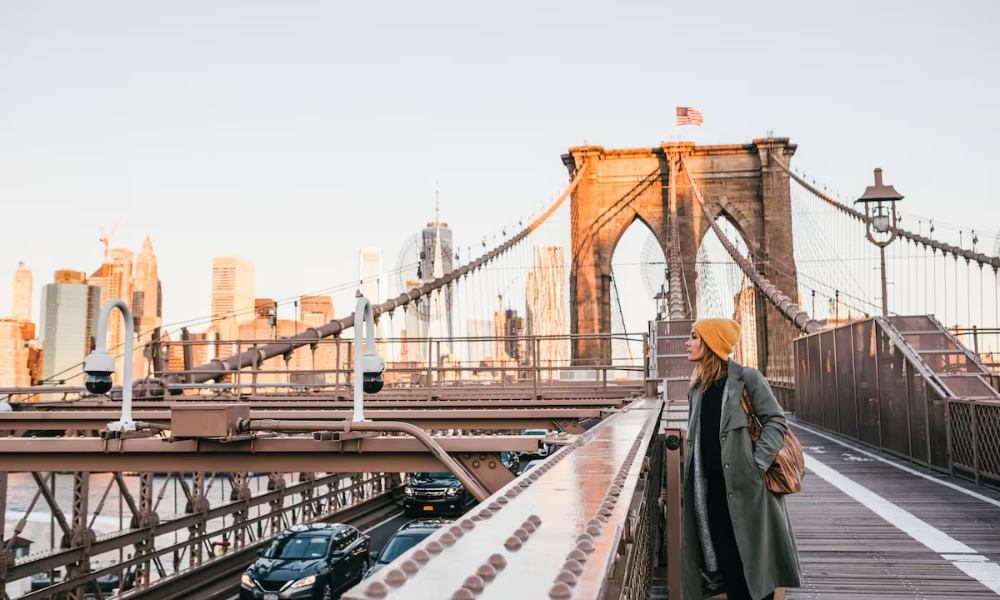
85, 373, 114, 395
83, 351, 115, 396
363, 371, 384, 394
359, 351, 385, 395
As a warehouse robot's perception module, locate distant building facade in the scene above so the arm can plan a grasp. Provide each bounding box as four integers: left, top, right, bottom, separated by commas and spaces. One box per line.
39, 277, 101, 385
211, 257, 255, 349
90, 248, 134, 381
11, 262, 32, 322
131, 237, 162, 377
419, 211, 454, 344
525, 246, 568, 377
493, 308, 524, 365
465, 319, 493, 365
0, 318, 31, 387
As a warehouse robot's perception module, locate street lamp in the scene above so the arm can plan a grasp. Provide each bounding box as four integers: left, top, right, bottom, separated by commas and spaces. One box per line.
83, 299, 136, 433
352, 296, 386, 422
854, 168, 904, 317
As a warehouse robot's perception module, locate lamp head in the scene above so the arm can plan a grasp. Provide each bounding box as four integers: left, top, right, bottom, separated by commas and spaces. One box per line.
855, 168, 903, 205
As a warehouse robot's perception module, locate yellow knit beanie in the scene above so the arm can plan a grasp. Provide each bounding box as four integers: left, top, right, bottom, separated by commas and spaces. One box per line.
693, 318, 741, 359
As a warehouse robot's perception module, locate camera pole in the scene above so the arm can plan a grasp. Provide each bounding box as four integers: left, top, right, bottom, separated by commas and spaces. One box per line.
87, 299, 136, 433
353, 296, 377, 422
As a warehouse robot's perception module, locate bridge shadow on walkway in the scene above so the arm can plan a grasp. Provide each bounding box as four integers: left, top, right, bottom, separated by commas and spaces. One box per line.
783, 419, 1000, 599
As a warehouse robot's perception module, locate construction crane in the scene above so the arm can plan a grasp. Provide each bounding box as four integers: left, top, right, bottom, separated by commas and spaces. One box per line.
98, 217, 122, 262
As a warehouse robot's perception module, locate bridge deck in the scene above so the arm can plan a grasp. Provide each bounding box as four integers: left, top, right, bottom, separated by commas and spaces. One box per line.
784, 420, 1000, 599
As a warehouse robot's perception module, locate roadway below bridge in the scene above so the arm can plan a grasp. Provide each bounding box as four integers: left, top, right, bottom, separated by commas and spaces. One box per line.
213, 512, 414, 600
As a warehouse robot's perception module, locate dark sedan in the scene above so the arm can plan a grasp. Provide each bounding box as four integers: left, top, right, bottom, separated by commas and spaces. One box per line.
239, 524, 370, 600
403, 472, 471, 516
365, 519, 452, 578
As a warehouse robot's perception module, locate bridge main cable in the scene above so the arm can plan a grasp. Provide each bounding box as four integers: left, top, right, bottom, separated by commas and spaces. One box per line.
679, 154, 821, 334
772, 155, 1000, 271
176, 163, 591, 385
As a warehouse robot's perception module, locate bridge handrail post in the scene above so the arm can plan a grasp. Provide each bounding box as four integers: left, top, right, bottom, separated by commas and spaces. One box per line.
662, 425, 685, 600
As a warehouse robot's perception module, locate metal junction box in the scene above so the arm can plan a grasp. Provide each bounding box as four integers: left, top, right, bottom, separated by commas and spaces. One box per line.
170, 404, 250, 438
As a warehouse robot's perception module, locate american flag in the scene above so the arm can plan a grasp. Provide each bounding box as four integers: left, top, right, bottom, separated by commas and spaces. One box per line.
676, 106, 704, 126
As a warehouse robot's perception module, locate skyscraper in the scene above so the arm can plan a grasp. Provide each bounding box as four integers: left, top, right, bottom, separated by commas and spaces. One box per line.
465, 319, 493, 365
11, 262, 32, 322
131, 237, 162, 376
211, 257, 255, 345
493, 307, 524, 365
525, 246, 569, 377
358, 249, 386, 303
39, 277, 101, 385
90, 248, 134, 380
358, 249, 387, 342
419, 207, 454, 344
0, 318, 30, 387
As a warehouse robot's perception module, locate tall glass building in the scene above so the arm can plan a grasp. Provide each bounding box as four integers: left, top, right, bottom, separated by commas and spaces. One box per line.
39, 281, 101, 385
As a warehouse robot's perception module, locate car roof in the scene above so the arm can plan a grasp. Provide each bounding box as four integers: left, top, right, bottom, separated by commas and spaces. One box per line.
279, 523, 354, 536
398, 518, 453, 533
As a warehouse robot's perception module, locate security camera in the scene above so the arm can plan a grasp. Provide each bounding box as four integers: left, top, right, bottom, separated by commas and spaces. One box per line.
83, 351, 115, 395
359, 351, 385, 394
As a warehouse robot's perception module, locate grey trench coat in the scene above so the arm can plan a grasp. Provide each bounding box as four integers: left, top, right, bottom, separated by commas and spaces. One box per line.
681, 360, 802, 600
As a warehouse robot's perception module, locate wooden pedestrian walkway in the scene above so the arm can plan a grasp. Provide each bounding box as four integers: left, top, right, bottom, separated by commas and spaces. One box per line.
650, 418, 1000, 599
785, 420, 1000, 599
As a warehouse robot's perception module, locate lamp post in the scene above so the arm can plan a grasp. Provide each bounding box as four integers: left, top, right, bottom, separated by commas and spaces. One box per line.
854, 168, 904, 317
83, 299, 136, 433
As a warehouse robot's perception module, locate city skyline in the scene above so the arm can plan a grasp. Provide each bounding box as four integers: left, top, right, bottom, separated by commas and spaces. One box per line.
3, 2, 998, 340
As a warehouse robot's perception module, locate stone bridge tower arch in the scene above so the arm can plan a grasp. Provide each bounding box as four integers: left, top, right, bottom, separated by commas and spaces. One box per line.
563, 138, 799, 376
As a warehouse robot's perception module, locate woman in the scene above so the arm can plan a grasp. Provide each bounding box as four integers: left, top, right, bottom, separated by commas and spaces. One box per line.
681, 318, 801, 600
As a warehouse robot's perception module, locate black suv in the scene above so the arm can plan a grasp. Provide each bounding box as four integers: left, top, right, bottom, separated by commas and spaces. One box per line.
239, 523, 370, 600
403, 472, 470, 516
365, 519, 452, 577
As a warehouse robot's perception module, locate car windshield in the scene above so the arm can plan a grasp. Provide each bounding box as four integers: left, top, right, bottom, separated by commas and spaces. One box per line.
378, 533, 432, 564
412, 472, 456, 482
264, 533, 332, 560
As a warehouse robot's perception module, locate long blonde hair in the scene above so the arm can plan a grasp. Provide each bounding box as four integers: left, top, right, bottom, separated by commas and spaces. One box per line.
690, 345, 727, 390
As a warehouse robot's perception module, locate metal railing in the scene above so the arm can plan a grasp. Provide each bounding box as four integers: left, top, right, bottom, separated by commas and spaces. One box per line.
794, 315, 1000, 488
951, 327, 1000, 377
4, 471, 400, 599
2, 333, 650, 402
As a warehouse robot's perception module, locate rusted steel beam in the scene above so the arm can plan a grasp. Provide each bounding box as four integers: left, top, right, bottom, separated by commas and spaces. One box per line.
0, 436, 539, 472
15, 475, 398, 599
454, 452, 516, 495
243, 419, 492, 501
7, 397, 632, 414
343, 397, 663, 600
0, 408, 603, 432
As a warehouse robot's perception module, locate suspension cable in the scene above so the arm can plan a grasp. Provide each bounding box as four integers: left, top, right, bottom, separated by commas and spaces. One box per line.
772, 156, 1000, 271
175, 162, 591, 384
679, 155, 821, 334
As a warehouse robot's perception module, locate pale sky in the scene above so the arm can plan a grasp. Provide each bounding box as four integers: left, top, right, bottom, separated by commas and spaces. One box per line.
1, 0, 998, 337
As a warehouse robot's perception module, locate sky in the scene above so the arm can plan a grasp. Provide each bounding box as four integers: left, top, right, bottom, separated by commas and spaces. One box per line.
1, 0, 998, 337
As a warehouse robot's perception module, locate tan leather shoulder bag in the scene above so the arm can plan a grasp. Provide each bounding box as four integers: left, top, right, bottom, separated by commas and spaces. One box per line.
740, 388, 805, 495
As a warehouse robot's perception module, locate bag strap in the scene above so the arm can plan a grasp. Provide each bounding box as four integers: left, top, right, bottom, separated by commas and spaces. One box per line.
740, 387, 763, 441
739, 387, 754, 418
